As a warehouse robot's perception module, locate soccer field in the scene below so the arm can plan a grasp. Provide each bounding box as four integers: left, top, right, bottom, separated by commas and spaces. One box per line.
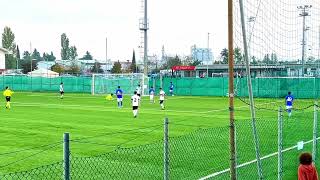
0, 92, 317, 179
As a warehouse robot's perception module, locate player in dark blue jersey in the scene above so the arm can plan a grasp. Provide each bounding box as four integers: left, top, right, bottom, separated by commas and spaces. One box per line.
149, 86, 155, 103
115, 86, 123, 108
285, 91, 294, 117
169, 82, 174, 96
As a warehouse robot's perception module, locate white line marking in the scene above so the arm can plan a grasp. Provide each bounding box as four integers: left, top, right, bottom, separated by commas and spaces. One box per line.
199, 137, 319, 180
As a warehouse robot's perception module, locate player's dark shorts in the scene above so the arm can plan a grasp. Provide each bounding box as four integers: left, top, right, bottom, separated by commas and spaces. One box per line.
60, 91, 64, 95
159, 100, 164, 104
132, 106, 139, 110
137, 94, 141, 97
5, 96, 10, 102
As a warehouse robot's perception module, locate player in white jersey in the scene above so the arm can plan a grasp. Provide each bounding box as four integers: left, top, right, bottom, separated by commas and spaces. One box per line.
159, 88, 165, 110
149, 86, 155, 103
131, 91, 141, 118
60, 82, 64, 99
136, 84, 142, 96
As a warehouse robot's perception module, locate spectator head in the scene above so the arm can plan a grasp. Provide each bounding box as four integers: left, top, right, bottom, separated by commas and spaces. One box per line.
299, 152, 313, 165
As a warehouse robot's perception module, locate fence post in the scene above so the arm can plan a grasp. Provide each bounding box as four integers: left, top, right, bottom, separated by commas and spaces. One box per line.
63, 133, 70, 180
278, 106, 283, 180
164, 118, 169, 180
312, 102, 318, 162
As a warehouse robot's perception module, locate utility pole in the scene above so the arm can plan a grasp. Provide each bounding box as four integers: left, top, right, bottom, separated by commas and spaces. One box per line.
228, 0, 236, 179
106, 37, 108, 74
298, 5, 312, 77
30, 42, 32, 73
207, 32, 210, 77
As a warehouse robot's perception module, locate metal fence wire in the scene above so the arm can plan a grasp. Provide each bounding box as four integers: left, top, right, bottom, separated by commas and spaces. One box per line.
0, 107, 319, 180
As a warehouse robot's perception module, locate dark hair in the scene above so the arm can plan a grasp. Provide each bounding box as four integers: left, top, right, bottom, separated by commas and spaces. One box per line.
151, 86, 153, 88
159, 88, 162, 90
61, 82, 63, 84
134, 91, 137, 94
288, 91, 291, 95
299, 152, 313, 165
111, 93, 114, 96
5, 86, 8, 89
118, 86, 120, 88
138, 84, 140, 86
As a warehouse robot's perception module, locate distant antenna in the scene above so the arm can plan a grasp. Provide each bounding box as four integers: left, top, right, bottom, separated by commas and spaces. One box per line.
139, 0, 149, 76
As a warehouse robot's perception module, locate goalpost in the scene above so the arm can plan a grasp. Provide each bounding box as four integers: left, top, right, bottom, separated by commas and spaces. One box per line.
91, 73, 149, 96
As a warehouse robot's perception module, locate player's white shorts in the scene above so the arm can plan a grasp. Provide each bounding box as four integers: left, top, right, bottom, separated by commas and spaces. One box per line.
286, 105, 292, 110
169, 90, 173, 93
150, 95, 154, 100
117, 98, 123, 102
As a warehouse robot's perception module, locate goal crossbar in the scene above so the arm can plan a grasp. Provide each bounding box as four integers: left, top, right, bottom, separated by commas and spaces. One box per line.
91, 73, 148, 95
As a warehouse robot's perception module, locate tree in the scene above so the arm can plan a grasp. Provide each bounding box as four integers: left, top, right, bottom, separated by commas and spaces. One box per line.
32, 48, 42, 61
61, 33, 70, 60
251, 56, 258, 65
23, 51, 31, 60
69, 46, 78, 60
262, 54, 271, 64
16, 45, 21, 68
220, 48, 228, 64
16, 45, 20, 60
234, 47, 242, 64
2, 27, 16, 51
43, 52, 56, 62
20, 59, 38, 73
91, 62, 104, 73
130, 49, 137, 73
189, 59, 202, 66
79, 51, 93, 60
68, 62, 80, 74
2, 26, 16, 69
271, 53, 278, 64
51, 63, 64, 74
111, 61, 122, 73
49, 52, 56, 61
163, 55, 182, 69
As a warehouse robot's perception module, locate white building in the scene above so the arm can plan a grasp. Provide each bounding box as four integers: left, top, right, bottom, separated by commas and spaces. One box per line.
0, 47, 9, 71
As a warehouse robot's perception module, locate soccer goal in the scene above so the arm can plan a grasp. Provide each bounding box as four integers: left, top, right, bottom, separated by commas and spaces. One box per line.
91, 73, 149, 95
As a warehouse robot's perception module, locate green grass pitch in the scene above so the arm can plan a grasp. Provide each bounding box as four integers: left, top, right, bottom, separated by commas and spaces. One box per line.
0, 92, 317, 179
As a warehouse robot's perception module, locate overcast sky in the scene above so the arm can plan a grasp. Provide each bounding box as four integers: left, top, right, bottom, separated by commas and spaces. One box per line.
0, 0, 227, 62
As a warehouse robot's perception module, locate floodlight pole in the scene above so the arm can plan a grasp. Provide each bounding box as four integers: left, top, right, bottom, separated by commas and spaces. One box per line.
228, 0, 237, 179
298, 5, 312, 77
239, 0, 263, 179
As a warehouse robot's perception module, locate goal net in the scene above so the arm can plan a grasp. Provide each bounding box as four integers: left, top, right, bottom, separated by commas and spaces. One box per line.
236, 76, 316, 99
91, 73, 149, 95
233, 0, 320, 101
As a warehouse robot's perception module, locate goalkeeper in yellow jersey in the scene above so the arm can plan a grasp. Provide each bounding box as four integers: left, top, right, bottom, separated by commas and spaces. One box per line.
105, 93, 114, 101
3, 86, 14, 109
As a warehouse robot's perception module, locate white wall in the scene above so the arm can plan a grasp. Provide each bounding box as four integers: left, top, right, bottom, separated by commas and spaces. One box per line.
0, 51, 5, 69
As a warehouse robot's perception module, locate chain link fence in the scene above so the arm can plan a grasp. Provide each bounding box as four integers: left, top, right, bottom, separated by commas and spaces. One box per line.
0, 105, 319, 179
